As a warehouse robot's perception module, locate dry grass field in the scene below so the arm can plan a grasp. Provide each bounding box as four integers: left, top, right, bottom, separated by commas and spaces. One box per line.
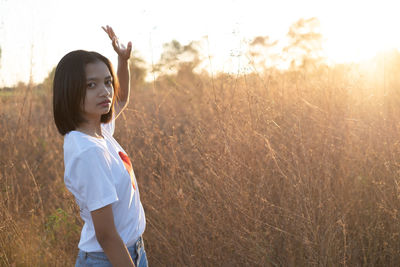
1, 54, 400, 266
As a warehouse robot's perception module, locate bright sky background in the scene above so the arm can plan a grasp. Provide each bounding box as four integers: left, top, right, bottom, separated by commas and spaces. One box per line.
0, 0, 399, 87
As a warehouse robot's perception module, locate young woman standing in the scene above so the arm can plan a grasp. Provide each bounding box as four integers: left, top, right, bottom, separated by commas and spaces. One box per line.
53, 26, 147, 267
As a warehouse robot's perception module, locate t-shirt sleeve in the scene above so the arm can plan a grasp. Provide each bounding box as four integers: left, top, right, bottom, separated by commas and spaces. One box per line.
101, 113, 115, 136
67, 146, 118, 212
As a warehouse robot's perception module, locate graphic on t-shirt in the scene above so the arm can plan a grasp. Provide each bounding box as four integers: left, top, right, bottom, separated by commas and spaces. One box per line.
118, 151, 136, 190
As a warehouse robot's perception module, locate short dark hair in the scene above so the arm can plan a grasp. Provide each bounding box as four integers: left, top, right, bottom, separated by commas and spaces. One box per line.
53, 50, 120, 135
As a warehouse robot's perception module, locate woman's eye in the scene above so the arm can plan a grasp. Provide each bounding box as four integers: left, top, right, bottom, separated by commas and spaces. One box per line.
87, 82, 96, 88
105, 80, 113, 86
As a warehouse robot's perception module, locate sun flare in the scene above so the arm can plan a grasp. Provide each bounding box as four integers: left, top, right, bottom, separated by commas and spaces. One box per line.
322, 4, 399, 64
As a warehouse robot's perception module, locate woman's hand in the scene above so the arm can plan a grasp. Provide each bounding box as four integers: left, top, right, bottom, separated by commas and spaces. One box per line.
102, 25, 132, 61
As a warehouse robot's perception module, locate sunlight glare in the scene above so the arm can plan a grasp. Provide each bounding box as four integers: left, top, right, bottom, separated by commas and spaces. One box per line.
322, 2, 399, 64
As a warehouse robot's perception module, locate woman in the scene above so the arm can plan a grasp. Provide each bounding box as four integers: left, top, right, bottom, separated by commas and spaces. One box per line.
53, 25, 147, 267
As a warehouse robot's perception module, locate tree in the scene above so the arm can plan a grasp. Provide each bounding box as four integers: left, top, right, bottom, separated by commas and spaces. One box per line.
129, 51, 147, 91
283, 17, 324, 69
154, 40, 202, 76
247, 35, 279, 71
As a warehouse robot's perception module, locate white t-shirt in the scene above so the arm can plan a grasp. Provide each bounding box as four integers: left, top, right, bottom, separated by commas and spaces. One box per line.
63, 118, 146, 252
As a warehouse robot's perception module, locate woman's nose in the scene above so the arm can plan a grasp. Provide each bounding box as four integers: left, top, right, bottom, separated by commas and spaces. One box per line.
100, 85, 112, 96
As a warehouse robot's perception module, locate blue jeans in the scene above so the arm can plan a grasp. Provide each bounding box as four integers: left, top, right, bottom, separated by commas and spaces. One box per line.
75, 236, 148, 267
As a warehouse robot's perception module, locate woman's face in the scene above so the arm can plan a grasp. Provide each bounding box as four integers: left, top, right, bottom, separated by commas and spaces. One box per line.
82, 60, 114, 122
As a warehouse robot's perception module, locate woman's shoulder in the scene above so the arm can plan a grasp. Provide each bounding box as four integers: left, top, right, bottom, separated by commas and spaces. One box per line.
64, 131, 108, 160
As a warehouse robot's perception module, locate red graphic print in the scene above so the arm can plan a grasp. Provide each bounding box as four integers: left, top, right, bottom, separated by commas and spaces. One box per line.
118, 151, 136, 190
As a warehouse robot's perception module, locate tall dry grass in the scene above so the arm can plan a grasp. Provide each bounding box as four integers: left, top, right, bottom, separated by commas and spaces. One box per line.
1, 59, 400, 266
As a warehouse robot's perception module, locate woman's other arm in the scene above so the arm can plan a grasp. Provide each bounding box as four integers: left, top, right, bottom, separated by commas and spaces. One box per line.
91, 205, 135, 267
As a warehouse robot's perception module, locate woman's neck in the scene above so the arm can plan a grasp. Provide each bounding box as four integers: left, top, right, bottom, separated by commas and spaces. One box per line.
76, 119, 103, 139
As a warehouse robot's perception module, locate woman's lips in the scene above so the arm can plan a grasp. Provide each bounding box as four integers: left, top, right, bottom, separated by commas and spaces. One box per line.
98, 99, 111, 106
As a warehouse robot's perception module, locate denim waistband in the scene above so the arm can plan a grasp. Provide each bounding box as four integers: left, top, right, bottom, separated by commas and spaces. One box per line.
127, 235, 144, 250
80, 235, 143, 257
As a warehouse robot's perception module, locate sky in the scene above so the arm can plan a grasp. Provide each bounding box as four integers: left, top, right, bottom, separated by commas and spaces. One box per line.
0, 0, 399, 87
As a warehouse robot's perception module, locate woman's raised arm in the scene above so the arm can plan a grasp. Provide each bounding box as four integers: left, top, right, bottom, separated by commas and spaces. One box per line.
102, 25, 132, 119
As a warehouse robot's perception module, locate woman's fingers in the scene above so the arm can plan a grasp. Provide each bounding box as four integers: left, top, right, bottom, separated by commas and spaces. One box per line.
102, 25, 131, 58
102, 25, 115, 41
106, 26, 116, 40
127, 42, 132, 53
109, 26, 116, 39
102, 26, 110, 37
112, 36, 119, 51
